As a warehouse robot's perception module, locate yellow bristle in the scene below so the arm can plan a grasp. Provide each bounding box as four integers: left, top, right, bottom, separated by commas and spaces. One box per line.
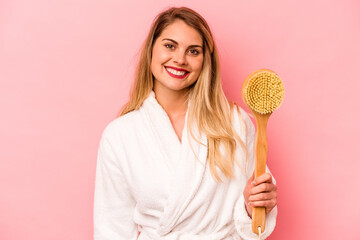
242, 70, 284, 114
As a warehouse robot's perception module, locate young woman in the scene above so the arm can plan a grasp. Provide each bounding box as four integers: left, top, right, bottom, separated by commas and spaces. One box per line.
94, 7, 277, 240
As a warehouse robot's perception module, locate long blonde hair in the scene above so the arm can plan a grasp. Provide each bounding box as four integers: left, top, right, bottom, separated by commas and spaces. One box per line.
119, 7, 247, 181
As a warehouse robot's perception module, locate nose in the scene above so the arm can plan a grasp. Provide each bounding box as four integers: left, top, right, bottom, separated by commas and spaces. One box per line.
173, 51, 187, 65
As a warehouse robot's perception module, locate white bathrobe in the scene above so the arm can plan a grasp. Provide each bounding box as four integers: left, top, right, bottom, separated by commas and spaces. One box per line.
93, 91, 277, 240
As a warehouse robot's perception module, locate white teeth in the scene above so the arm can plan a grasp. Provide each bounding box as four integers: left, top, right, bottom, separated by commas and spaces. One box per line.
166, 67, 187, 76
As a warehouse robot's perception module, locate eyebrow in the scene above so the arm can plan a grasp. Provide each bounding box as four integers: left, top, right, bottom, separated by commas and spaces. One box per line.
161, 38, 203, 48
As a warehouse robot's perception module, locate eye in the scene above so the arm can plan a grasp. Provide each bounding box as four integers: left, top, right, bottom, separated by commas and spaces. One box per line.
188, 49, 200, 56
164, 44, 175, 49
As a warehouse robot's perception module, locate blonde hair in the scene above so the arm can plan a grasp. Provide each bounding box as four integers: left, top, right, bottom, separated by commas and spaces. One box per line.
119, 7, 247, 181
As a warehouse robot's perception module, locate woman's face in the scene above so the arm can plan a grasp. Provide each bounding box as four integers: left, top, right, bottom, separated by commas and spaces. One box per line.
151, 19, 204, 94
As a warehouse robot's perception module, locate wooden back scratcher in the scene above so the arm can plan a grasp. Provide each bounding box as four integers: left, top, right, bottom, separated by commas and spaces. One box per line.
241, 69, 284, 237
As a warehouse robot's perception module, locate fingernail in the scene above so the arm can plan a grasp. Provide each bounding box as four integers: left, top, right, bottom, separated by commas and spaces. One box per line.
251, 181, 256, 185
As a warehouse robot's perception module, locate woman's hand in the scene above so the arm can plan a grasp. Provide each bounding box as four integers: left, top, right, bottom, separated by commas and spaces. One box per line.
243, 172, 277, 218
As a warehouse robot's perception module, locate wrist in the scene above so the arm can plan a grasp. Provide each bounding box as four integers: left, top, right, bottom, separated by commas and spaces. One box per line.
244, 201, 252, 219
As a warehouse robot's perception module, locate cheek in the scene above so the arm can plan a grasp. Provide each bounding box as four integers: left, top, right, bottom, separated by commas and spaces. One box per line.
151, 54, 165, 74
161, 53, 172, 65
152, 47, 171, 65
192, 57, 204, 73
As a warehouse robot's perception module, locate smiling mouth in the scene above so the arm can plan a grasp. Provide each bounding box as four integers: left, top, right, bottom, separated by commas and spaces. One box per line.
165, 67, 189, 79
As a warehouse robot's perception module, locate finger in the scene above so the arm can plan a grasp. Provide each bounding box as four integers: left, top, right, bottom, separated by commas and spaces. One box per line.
249, 183, 277, 195
248, 191, 277, 202
252, 173, 273, 186
248, 198, 277, 209
247, 171, 255, 184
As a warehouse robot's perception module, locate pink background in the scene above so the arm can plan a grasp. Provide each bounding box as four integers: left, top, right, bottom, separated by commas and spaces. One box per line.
1, 0, 359, 239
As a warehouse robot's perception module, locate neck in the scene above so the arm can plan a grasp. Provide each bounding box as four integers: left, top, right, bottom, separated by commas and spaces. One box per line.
153, 85, 189, 115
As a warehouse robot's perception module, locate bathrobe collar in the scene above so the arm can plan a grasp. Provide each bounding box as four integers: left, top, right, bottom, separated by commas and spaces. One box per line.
140, 91, 208, 235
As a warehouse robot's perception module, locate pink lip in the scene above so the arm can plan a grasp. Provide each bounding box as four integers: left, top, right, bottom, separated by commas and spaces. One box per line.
164, 66, 190, 79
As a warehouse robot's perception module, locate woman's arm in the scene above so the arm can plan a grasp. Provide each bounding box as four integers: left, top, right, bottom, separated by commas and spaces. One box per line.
93, 131, 138, 240
232, 106, 278, 240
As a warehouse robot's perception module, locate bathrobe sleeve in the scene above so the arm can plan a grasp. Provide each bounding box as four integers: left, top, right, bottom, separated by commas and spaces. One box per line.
233, 108, 278, 240
93, 129, 139, 240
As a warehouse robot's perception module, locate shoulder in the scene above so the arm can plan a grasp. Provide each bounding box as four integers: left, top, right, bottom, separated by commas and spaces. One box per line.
100, 110, 142, 144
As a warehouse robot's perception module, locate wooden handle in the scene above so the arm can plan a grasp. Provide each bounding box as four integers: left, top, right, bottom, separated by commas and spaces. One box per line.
252, 112, 270, 235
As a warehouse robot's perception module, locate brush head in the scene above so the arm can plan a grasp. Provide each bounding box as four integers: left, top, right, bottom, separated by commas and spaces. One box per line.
242, 69, 284, 115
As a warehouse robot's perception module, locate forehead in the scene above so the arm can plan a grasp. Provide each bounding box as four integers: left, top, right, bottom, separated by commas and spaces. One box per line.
158, 19, 203, 46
